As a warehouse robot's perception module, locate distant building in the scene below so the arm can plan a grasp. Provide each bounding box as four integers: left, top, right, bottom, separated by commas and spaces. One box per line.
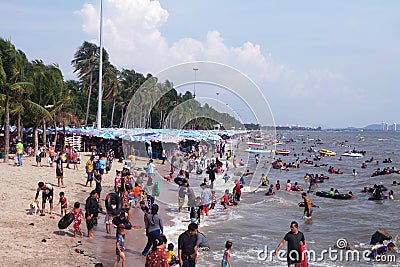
393, 123, 397, 131
381, 121, 389, 131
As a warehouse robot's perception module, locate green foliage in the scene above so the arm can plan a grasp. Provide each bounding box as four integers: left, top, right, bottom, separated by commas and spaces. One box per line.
0, 38, 241, 133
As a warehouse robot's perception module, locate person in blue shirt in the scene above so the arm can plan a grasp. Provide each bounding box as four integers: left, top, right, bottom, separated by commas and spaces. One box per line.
266, 184, 274, 196
114, 227, 126, 267
239, 175, 246, 185
369, 242, 395, 258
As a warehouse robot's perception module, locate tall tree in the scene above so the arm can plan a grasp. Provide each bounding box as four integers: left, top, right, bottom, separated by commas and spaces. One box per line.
71, 41, 98, 127
0, 38, 31, 162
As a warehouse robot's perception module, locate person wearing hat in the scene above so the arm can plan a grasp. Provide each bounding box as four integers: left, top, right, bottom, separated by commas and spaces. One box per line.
85, 190, 99, 238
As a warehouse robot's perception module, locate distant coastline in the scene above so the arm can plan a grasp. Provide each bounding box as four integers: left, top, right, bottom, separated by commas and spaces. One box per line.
245, 123, 399, 131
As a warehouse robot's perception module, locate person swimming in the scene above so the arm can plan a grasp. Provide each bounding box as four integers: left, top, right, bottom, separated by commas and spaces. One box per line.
266, 184, 274, 195
286, 179, 291, 191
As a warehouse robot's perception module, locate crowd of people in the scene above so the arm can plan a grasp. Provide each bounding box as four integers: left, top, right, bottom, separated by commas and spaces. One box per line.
29, 138, 239, 267
25, 131, 400, 267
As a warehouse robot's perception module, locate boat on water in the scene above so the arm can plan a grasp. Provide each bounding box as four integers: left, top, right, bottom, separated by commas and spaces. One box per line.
244, 148, 274, 154
341, 152, 364, 157
319, 149, 336, 156
246, 142, 264, 147
276, 149, 290, 155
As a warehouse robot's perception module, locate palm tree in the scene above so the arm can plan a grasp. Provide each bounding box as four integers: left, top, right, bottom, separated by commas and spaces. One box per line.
71, 41, 98, 127
27, 60, 64, 151
0, 38, 32, 162
102, 63, 120, 127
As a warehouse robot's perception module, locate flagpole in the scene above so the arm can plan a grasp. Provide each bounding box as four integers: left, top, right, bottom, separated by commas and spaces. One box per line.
97, 0, 103, 130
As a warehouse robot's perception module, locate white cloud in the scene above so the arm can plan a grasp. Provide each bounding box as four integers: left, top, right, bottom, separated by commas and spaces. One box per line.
75, 0, 359, 127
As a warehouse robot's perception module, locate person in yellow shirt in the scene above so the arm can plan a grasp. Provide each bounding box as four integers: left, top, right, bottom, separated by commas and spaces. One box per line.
167, 243, 179, 266
85, 155, 95, 187
16, 139, 24, 166
301, 192, 312, 218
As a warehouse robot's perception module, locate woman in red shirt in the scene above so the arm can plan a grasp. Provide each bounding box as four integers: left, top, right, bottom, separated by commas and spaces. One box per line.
145, 235, 168, 267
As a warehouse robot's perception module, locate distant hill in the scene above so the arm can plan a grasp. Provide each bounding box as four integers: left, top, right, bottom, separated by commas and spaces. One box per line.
363, 124, 382, 130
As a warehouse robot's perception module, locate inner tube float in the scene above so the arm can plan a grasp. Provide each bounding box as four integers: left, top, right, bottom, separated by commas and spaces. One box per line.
112, 216, 132, 230
316, 191, 352, 200
362, 186, 388, 193
58, 212, 74, 229
298, 202, 319, 208
291, 187, 303, 192
329, 169, 343, 174
174, 177, 188, 186
368, 196, 388, 201
105, 192, 122, 215
196, 169, 203, 175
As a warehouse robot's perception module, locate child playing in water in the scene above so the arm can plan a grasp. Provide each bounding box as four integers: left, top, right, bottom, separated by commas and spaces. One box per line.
210, 191, 217, 209
105, 201, 117, 234
221, 189, 231, 209
275, 180, 281, 190
114, 228, 126, 267
285, 179, 291, 191
72, 202, 84, 237
221, 240, 233, 267
167, 243, 179, 266
57, 192, 68, 217
190, 210, 200, 225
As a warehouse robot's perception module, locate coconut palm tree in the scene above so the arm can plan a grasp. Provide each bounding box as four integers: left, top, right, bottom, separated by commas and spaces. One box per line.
71, 41, 99, 127
0, 38, 32, 162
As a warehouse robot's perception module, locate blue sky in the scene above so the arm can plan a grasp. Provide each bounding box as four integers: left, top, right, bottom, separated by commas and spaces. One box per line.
1, 0, 399, 128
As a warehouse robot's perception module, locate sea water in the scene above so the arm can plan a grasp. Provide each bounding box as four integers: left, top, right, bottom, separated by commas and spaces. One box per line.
164, 131, 400, 266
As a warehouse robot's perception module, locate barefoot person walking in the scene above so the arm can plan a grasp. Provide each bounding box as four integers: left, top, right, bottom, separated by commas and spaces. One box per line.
85, 190, 99, 239
273, 221, 306, 267
56, 153, 64, 187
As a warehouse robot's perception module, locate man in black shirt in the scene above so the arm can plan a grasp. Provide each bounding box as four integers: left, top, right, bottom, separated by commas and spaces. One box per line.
85, 190, 99, 238
56, 153, 64, 187
273, 221, 306, 267
178, 223, 198, 267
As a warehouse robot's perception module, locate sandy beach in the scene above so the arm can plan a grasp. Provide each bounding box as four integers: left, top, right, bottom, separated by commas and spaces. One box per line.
0, 153, 173, 267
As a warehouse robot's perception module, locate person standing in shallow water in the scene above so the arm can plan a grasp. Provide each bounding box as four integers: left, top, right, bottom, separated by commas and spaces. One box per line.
301, 192, 312, 217
85, 190, 99, 239
142, 203, 163, 256
178, 223, 199, 267
273, 221, 306, 267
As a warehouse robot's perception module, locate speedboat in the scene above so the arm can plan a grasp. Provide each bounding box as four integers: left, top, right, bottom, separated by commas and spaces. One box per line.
341, 152, 364, 157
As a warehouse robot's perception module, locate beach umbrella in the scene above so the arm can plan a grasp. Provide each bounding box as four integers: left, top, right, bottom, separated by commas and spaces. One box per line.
98, 132, 115, 139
